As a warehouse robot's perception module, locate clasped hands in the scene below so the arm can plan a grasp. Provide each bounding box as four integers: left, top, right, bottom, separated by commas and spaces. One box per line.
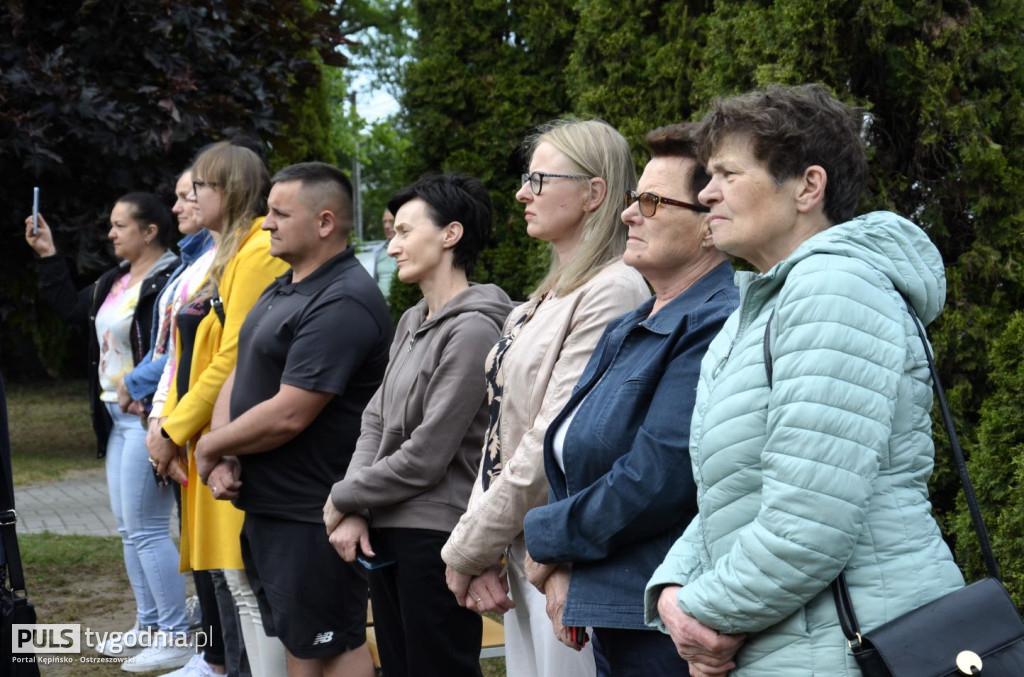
322, 497, 375, 563
145, 418, 241, 500
524, 552, 587, 651
657, 585, 745, 677
145, 417, 188, 485
116, 380, 146, 418
445, 561, 514, 615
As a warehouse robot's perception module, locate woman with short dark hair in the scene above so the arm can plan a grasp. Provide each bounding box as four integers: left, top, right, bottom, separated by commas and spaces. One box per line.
646, 84, 964, 676
325, 174, 514, 677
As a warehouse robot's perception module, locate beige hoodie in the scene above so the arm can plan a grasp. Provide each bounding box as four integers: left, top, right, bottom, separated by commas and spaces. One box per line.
330, 283, 514, 531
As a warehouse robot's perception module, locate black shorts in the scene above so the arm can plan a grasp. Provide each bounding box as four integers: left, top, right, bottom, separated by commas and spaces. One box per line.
240, 513, 368, 659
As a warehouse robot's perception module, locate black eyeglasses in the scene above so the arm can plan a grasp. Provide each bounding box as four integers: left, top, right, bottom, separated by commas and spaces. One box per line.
192, 180, 218, 195
521, 171, 592, 195
625, 190, 710, 217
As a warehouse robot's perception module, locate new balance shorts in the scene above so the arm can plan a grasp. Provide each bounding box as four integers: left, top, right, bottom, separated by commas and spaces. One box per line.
241, 512, 368, 659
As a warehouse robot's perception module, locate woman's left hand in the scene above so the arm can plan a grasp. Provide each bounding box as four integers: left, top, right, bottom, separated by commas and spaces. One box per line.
524, 551, 557, 592
657, 586, 745, 674
467, 563, 515, 615
446, 566, 473, 607
323, 496, 345, 534
327, 515, 371, 563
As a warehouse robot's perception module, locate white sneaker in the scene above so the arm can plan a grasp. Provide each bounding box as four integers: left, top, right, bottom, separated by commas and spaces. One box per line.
96, 623, 153, 658
156, 652, 213, 677
121, 633, 193, 673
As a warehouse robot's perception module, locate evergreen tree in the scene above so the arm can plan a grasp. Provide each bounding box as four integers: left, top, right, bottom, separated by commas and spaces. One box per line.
567, 0, 1024, 600
568, 0, 713, 155
396, 0, 577, 308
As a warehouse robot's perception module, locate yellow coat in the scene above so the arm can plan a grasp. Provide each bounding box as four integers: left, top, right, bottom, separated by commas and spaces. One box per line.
161, 218, 289, 571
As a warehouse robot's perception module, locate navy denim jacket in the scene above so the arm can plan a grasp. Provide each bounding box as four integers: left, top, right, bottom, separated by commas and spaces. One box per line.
524, 261, 737, 629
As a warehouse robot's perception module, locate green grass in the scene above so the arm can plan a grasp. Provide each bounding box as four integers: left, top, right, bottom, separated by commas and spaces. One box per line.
7, 378, 100, 485
20, 533, 142, 676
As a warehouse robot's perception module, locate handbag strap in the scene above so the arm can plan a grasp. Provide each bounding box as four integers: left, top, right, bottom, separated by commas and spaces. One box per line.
900, 295, 999, 578
1, 372, 30, 600
762, 297, 1001, 643
832, 295, 1000, 644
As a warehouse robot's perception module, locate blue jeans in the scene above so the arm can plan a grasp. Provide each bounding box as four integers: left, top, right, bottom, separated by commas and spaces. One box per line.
105, 403, 187, 632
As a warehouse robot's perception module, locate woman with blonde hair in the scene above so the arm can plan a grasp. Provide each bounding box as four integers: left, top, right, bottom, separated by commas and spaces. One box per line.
147, 142, 289, 677
442, 119, 651, 676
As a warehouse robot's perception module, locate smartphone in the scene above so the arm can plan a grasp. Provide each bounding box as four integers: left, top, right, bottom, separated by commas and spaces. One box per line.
356, 553, 396, 570
355, 546, 396, 571
32, 186, 39, 235
569, 626, 589, 648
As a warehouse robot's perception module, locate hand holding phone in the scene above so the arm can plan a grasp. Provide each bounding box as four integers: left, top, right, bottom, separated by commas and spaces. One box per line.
356, 547, 396, 571
32, 187, 39, 235
569, 625, 589, 648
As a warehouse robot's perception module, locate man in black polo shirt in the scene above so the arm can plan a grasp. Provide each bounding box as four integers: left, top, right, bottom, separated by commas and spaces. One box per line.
193, 162, 391, 677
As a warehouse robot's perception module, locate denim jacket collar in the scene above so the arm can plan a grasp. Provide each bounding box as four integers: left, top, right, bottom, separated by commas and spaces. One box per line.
635, 261, 736, 335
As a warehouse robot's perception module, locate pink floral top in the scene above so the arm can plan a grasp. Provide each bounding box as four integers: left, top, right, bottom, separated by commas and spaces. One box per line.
95, 273, 142, 401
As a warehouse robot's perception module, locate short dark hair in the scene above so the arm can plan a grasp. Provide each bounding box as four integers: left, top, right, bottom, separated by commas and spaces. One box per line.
271, 162, 354, 234
387, 174, 493, 275
698, 83, 868, 224
645, 123, 711, 201
117, 192, 176, 248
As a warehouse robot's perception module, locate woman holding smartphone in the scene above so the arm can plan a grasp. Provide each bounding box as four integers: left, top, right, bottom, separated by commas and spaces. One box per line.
27, 194, 189, 670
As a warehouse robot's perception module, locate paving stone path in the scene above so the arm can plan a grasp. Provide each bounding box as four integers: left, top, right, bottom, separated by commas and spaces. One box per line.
14, 468, 119, 537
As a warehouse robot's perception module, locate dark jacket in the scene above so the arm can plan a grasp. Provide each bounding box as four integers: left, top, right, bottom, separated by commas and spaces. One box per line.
524, 261, 737, 629
36, 251, 179, 457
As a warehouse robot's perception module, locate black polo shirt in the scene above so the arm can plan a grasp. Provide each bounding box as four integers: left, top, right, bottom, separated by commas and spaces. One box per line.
231, 246, 392, 523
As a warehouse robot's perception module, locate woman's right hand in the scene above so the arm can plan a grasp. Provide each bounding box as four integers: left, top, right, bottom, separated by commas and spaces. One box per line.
466, 562, 515, 615
542, 566, 585, 651
25, 213, 57, 257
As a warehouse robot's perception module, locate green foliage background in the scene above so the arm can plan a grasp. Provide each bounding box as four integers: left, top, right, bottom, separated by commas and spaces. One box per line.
395, 0, 1024, 608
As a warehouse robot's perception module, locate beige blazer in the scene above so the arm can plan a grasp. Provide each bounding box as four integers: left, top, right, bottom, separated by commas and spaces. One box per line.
442, 259, 650, 574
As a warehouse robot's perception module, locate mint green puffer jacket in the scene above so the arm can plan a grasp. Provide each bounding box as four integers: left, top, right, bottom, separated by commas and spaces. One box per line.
645, 211, 964, 675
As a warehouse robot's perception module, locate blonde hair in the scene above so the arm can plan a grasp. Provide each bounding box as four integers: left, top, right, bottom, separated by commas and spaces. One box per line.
192, 142, 269, 291
526, 119, 635, 299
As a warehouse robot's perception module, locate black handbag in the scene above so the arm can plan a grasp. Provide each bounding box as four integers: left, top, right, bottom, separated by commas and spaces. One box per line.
1, 374, 41, 677
828, 297, 1024, 676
